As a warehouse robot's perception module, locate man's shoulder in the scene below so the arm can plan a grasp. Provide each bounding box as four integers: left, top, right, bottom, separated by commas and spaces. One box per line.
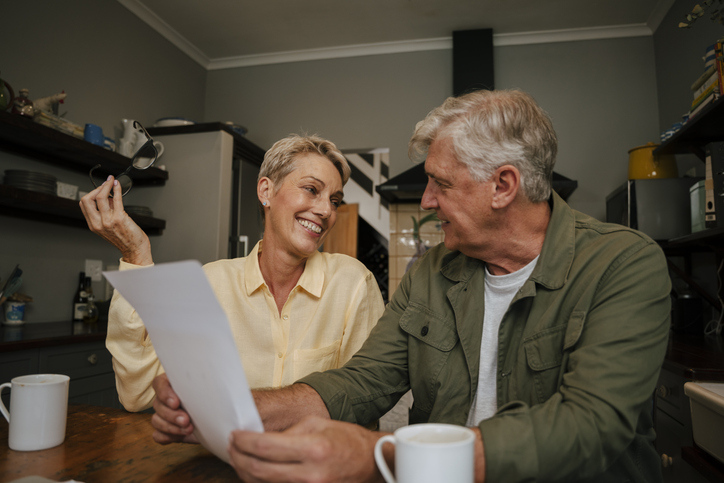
570, 210, 663, 261
576, 210, 655, 239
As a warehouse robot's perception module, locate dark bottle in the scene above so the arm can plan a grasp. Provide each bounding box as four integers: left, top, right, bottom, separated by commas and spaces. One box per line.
83, 276, 99, 324
72, 272, 88, 322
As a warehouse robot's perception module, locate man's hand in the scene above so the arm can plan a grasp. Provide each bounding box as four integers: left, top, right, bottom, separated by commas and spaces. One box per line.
227, 416, 384, 483
150, 374, 199, 444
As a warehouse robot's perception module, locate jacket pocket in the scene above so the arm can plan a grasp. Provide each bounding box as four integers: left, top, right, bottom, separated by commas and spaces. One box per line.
399, 302, 458, 351
399, 303, 459, 413
523, 324, 566, 403
293, 340, 341, 380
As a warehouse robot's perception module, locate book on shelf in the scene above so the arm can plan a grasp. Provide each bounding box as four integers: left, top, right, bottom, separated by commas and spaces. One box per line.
716, 40, 724, 96
705, 43, 717, 70
690, 92, 718, 118
692, 80, 719, 109
691, 65, 717, 91
694, 71, 718, 98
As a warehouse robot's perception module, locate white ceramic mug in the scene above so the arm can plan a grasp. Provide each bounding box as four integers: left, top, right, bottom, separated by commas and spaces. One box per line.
374, 423, 475, 483
0, 374, 70, 451
133, 132, 164, 159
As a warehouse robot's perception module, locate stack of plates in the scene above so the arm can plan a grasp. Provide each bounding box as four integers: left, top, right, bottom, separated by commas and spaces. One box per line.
125, 205, 153, 217
4, 170, 57, 196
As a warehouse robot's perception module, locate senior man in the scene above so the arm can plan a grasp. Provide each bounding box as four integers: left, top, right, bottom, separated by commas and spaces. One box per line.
151, 89, 671, 483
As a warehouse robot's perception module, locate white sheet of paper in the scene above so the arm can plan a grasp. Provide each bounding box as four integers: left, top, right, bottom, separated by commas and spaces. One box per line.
104, 260, 263, 463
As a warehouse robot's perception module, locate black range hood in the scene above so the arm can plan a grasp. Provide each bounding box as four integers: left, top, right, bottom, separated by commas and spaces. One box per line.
375, 163, 578, 203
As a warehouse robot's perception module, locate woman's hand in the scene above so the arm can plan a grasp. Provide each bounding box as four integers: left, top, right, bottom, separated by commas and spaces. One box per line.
151, 374, 198, 444
79, 175, 153, 265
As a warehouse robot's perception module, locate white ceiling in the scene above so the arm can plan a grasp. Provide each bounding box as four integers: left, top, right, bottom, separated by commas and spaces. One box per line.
118, 0, 675, 70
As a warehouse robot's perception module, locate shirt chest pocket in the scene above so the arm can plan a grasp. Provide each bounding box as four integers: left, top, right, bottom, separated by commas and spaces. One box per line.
293, 340, 341, 381
400, 303, 459, 413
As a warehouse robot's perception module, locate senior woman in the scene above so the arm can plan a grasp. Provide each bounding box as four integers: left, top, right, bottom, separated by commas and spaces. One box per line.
80, 134, 385, 412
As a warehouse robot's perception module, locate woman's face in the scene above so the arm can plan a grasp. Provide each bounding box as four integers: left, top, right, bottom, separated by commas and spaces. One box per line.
263, 153, 344, 260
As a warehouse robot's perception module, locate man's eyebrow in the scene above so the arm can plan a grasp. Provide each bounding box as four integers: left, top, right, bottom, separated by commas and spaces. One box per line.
425, 170, 449, 183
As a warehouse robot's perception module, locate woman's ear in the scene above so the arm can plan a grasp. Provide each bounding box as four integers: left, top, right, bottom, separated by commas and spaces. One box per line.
491, 165, 520, 209
258, 177, 273, 206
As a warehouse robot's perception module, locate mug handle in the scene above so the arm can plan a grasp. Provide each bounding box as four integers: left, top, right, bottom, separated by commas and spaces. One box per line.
153, 141, 164, 158
0, 382, 11, 423
374, 434, 397, 483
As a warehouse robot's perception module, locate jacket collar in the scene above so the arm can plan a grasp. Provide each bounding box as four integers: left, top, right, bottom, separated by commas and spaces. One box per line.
440, 191, 575, 291
245, 240, 324, 298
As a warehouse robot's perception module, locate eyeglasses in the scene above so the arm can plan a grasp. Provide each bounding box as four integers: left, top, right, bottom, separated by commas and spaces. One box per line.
89, 121, 158, 197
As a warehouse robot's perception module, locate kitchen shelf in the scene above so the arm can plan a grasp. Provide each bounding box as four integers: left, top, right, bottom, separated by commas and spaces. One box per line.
655, 96, 724, 159
0, 110, 168, 185
0, 184, 166, 235
0, 110, 167, 234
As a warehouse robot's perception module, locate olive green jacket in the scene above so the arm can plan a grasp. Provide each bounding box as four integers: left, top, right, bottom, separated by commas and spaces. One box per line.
300, 192, 671, 482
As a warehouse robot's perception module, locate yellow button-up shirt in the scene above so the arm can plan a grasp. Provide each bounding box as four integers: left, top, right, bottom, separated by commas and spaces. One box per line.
106, 241, 385, 411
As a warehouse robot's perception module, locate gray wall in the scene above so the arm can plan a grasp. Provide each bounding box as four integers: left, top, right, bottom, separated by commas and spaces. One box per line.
0, 0, 206, 323
206, 36, 659, 220
1, 0, 707, 324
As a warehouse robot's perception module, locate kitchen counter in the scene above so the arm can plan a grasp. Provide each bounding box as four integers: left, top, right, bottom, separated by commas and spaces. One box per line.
1, 320, 108, 352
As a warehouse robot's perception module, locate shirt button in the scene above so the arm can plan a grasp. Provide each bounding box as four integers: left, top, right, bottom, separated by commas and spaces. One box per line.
277, 352, 283, 358
421, 326, 429, 336
283, 315, 289, 320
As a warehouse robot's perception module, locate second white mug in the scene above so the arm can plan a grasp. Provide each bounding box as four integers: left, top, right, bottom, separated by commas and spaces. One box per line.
374, 423, 475, 483
0, 374, 70, 451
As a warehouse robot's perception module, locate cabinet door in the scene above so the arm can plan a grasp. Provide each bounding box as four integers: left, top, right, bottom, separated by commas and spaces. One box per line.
0, 348, 39, 408
68, 372, 122, 408
38, 341, 113, 379
656, 409, 709, 483
39, 341, 120, 409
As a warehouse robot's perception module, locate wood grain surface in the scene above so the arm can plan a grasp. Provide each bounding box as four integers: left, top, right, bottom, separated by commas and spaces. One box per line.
0, 404, 239, 482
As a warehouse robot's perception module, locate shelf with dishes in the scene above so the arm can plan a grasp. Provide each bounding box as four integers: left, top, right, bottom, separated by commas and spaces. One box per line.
0, 184, 166, 235
0, 110, 168, 185
0, 109, 167, 234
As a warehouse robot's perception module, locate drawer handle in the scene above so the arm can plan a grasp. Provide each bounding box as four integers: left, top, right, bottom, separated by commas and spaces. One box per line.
657, 385, 670, 398
661, 453, 674, 468
87, 353, 98, 365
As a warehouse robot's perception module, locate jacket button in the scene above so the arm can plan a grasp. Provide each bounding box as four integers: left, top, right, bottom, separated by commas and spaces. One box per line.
421, 326, 429, 336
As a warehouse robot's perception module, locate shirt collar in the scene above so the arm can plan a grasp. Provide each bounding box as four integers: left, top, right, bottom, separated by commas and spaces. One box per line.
244, 240, 324, 298
528, 191, 575, 290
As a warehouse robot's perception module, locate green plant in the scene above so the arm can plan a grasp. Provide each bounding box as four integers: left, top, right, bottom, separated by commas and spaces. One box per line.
412, 212, 439, 242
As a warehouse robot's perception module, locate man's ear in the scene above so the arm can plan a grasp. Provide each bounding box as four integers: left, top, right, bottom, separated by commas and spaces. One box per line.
491, 165, 520, 209
258, 177, 273, 206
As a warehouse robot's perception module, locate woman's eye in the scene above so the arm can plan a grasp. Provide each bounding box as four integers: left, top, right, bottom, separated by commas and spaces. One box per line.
305, 186, 317, 194
331, 200, 340, 208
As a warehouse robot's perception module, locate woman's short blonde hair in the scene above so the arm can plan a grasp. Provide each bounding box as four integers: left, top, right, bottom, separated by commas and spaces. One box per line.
258, 134, 351, 218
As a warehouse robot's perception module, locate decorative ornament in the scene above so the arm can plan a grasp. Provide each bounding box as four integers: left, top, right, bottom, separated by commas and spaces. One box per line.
679, 0, 724, 28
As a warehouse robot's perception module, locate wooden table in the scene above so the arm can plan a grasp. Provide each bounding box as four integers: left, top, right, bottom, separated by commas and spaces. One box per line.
0, 404, 239, 482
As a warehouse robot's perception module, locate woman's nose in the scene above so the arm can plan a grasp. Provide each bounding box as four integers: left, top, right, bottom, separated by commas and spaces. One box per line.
315, 199, 332, 219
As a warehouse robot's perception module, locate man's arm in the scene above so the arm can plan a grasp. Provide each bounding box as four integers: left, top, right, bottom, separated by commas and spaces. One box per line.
150, 374, 329, 442
254, 383, 330, 430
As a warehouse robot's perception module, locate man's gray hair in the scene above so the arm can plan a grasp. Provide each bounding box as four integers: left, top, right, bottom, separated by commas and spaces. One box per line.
408, 89, 558, 202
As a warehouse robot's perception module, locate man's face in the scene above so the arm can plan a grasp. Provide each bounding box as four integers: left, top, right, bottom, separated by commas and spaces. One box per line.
420, 137, 495, 257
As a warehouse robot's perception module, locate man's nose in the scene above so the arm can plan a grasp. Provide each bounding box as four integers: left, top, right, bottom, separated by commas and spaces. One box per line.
420, 181, 437, 210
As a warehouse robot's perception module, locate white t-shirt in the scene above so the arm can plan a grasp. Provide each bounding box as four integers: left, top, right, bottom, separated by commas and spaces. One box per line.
466, 256, 539, 427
